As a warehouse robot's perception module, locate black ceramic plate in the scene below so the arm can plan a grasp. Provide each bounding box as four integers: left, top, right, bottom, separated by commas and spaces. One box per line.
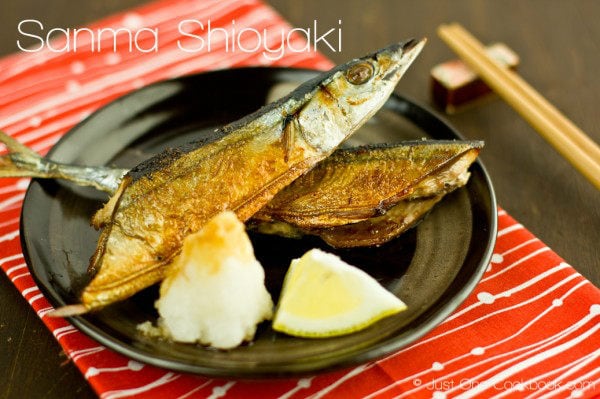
21, 68, 497, 378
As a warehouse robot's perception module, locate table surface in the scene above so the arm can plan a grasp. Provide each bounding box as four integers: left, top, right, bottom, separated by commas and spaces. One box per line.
1, 1, 598, 397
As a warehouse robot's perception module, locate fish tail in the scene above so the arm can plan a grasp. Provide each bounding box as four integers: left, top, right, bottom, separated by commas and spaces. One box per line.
0, 130, 126, 193
0, 130, 48, 178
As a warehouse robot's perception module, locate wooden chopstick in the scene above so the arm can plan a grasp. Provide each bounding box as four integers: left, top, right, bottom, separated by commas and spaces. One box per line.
438, 23, 600, 190
442, 24, 600, 163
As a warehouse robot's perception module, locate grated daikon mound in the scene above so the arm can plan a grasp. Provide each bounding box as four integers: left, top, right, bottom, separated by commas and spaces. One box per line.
149, 211, 273, 349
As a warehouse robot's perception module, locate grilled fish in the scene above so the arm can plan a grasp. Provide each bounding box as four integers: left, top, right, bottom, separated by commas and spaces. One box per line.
253, 140, 482, 229
23, 39, 423, 315
251, 140, 482, 247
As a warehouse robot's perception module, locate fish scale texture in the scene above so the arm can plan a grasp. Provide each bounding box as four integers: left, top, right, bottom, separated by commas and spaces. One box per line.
0, 0, 599, 398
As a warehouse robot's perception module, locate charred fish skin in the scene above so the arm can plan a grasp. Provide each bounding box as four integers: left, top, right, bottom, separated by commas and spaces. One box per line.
58, 39, 427, 315
253, 140, 483, 229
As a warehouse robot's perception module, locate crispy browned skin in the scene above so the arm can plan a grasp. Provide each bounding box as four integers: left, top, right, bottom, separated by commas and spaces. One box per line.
253, 141, 483, 229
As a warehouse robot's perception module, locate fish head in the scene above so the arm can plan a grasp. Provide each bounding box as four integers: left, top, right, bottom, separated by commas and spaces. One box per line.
299, 38, 426, 152
330, 38, 427, 128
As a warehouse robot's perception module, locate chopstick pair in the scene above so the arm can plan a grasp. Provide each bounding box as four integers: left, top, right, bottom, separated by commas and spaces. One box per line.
438, 23, 600, 190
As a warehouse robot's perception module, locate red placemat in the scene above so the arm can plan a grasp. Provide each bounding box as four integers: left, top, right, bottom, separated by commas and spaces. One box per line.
1, 1, 599, 398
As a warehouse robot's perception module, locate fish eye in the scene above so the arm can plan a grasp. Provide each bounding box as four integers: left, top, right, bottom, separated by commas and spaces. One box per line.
345, 62, 374, 85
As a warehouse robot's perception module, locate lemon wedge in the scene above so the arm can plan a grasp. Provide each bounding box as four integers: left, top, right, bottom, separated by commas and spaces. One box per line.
273, 248, 406, 338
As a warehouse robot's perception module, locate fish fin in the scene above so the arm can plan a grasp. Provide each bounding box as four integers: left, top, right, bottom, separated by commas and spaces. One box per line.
0, 130, 47, 178
91, 176, 130, 228
47, 304, 89, 318
281, 114, 297, 163
88, 227, 111, 275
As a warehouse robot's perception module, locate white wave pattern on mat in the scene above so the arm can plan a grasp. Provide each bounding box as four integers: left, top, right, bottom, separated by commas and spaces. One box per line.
361, 279, 590, 399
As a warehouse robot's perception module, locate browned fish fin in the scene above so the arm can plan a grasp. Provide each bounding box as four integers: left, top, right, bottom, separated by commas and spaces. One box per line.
281, 114, 296, 163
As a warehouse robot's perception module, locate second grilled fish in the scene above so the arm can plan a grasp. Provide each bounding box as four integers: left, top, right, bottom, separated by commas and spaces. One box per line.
251, 140, 482, 247
253, 140, 482, 227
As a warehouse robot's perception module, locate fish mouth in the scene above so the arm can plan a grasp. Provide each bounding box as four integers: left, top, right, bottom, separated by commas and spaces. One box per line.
401, 37, 427, 59
379, 37, 427, 81
391, 37, 427, 56
400, 37, 423, 53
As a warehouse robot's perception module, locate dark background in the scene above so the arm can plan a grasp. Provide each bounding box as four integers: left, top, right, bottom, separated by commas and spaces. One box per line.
1, 1, 599, 397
